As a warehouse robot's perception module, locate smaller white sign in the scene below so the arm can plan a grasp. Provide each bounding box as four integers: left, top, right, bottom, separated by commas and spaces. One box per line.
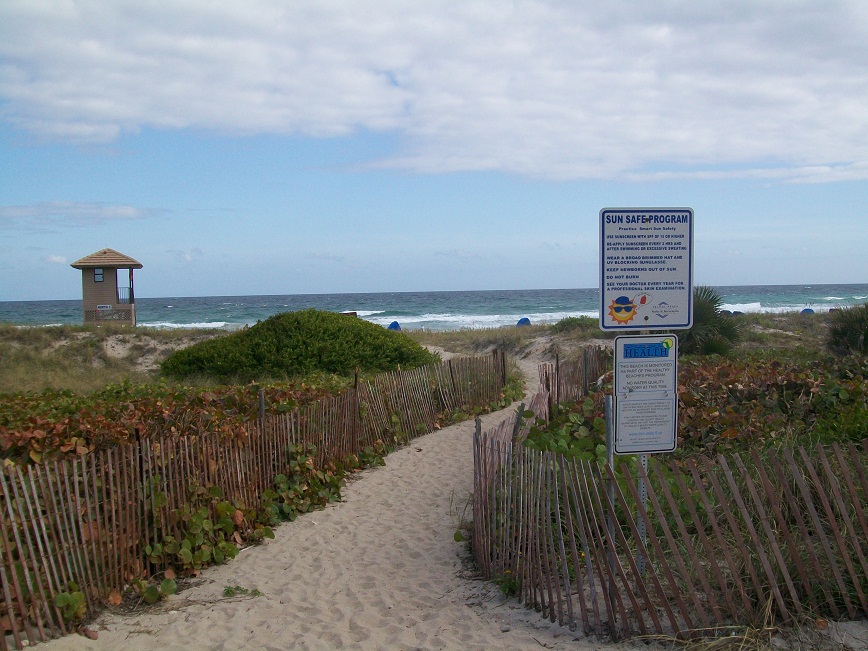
96, 305, 112, 311
614, 334, 678, 454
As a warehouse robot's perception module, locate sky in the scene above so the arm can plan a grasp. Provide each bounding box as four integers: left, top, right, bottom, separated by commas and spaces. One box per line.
1, 1, 867, 302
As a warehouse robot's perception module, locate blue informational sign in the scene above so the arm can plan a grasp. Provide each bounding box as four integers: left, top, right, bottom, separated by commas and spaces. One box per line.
600, 208, 694, 331
614, 334, 679, 454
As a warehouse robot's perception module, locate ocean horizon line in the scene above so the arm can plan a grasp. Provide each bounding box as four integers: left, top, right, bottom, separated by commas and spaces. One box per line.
3, 281, 868, 305
1, 283, 866, 332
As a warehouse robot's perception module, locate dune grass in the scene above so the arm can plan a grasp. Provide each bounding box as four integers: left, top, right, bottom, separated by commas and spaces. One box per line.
737, 310, 830, 352
406, 323, 549, 356
0, 324, 223, 393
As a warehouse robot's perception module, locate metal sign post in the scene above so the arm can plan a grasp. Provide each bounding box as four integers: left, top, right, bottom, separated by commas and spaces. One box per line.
637, 453, 649, 575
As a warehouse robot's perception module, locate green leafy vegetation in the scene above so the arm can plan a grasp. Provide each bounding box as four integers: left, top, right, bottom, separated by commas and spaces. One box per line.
145, 485, 246, 571
0, 379, 339, 465
493, 570, 520, 597
259, 444, 345, 525
53, 583, 87, 623
131, 577, 178, 605
548, 315, 603, 337
140, 445, 352, 585
523, 352, 867, 459
524, 398, 607, 461
161, 309, 439, 381
223, 585, 263, 598
678, 285, 741, 356
827, 302, 868, 355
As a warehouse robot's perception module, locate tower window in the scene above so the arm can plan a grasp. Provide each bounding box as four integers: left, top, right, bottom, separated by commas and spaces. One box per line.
94, 268, 104, 282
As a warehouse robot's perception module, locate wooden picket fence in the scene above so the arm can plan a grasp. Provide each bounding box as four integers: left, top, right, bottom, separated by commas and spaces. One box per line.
0, 353, 507, 650
474, 350, 868, 640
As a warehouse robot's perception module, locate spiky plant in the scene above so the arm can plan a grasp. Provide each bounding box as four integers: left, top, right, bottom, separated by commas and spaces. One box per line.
826, 302, 868, 355
679, 286, 741, 356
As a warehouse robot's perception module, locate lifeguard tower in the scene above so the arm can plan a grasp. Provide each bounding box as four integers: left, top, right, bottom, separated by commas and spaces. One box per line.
70, 248, 142, 326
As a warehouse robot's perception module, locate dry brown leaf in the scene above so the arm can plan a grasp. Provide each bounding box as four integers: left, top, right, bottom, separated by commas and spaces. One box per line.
107, 590, 122, 607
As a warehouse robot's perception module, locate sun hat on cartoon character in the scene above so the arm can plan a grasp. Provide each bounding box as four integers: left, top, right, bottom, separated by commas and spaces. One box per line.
607, 293, 650, 324
608, 295, 637, 324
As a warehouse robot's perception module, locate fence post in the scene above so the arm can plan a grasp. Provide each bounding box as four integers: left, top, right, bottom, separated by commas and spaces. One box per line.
353, 368, 360, 454
555, 351, 560, 406
605, 395, 617, 626
512, 403, 526, 441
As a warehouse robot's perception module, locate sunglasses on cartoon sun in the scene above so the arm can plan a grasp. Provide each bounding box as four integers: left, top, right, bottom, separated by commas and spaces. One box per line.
612, 304, 635, 313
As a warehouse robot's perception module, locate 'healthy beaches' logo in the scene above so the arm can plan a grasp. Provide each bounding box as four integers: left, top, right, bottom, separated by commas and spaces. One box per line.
623, 339, 674, 359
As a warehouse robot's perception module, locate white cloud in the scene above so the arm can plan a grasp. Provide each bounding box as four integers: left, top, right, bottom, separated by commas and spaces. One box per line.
1, 1, 867, 180
0, 201, 153, 229
167, 248, 204, 263
45, 254, 67, 264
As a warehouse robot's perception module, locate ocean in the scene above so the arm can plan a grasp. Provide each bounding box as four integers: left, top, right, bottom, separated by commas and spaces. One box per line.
1, 284, 866, 332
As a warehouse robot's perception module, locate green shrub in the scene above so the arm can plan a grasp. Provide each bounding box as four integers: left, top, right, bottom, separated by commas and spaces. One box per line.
54, 583, 87, 623
161, 310, 439, 381
549, 316, 598, 335
679, 286, 741, 356
527, 353, 866, 456
827, 303, 868, 355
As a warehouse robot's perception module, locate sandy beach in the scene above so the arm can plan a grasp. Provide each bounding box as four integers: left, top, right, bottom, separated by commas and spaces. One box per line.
38, 389, 607, 651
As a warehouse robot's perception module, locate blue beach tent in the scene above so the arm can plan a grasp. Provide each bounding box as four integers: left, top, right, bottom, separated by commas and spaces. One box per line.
387, 321, 402, 331
516, 317, 531, 327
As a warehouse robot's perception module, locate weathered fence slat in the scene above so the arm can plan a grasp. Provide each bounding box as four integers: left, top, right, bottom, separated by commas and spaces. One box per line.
643, 460, 708, 629
585, 460, 641, 637
606, 461, 669, 634
717, 456, 789, 621
1, 471, 35, 648
732, 454, 802, 618
807, 446, 868, 615
684, 458, 754, 618
831, 443, 868, 563
785, 447, 854, 618
770, 449, 841, 618
749, 448, 815, 614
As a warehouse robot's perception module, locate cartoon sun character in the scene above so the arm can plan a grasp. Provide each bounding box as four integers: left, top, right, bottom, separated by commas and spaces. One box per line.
608, 295, 637, 324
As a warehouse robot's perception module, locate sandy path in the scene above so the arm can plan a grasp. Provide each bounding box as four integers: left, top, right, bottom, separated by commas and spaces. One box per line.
42, 404, 605, 651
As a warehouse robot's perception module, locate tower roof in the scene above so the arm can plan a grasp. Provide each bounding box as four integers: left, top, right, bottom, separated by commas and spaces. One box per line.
71, 248, 143, 269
